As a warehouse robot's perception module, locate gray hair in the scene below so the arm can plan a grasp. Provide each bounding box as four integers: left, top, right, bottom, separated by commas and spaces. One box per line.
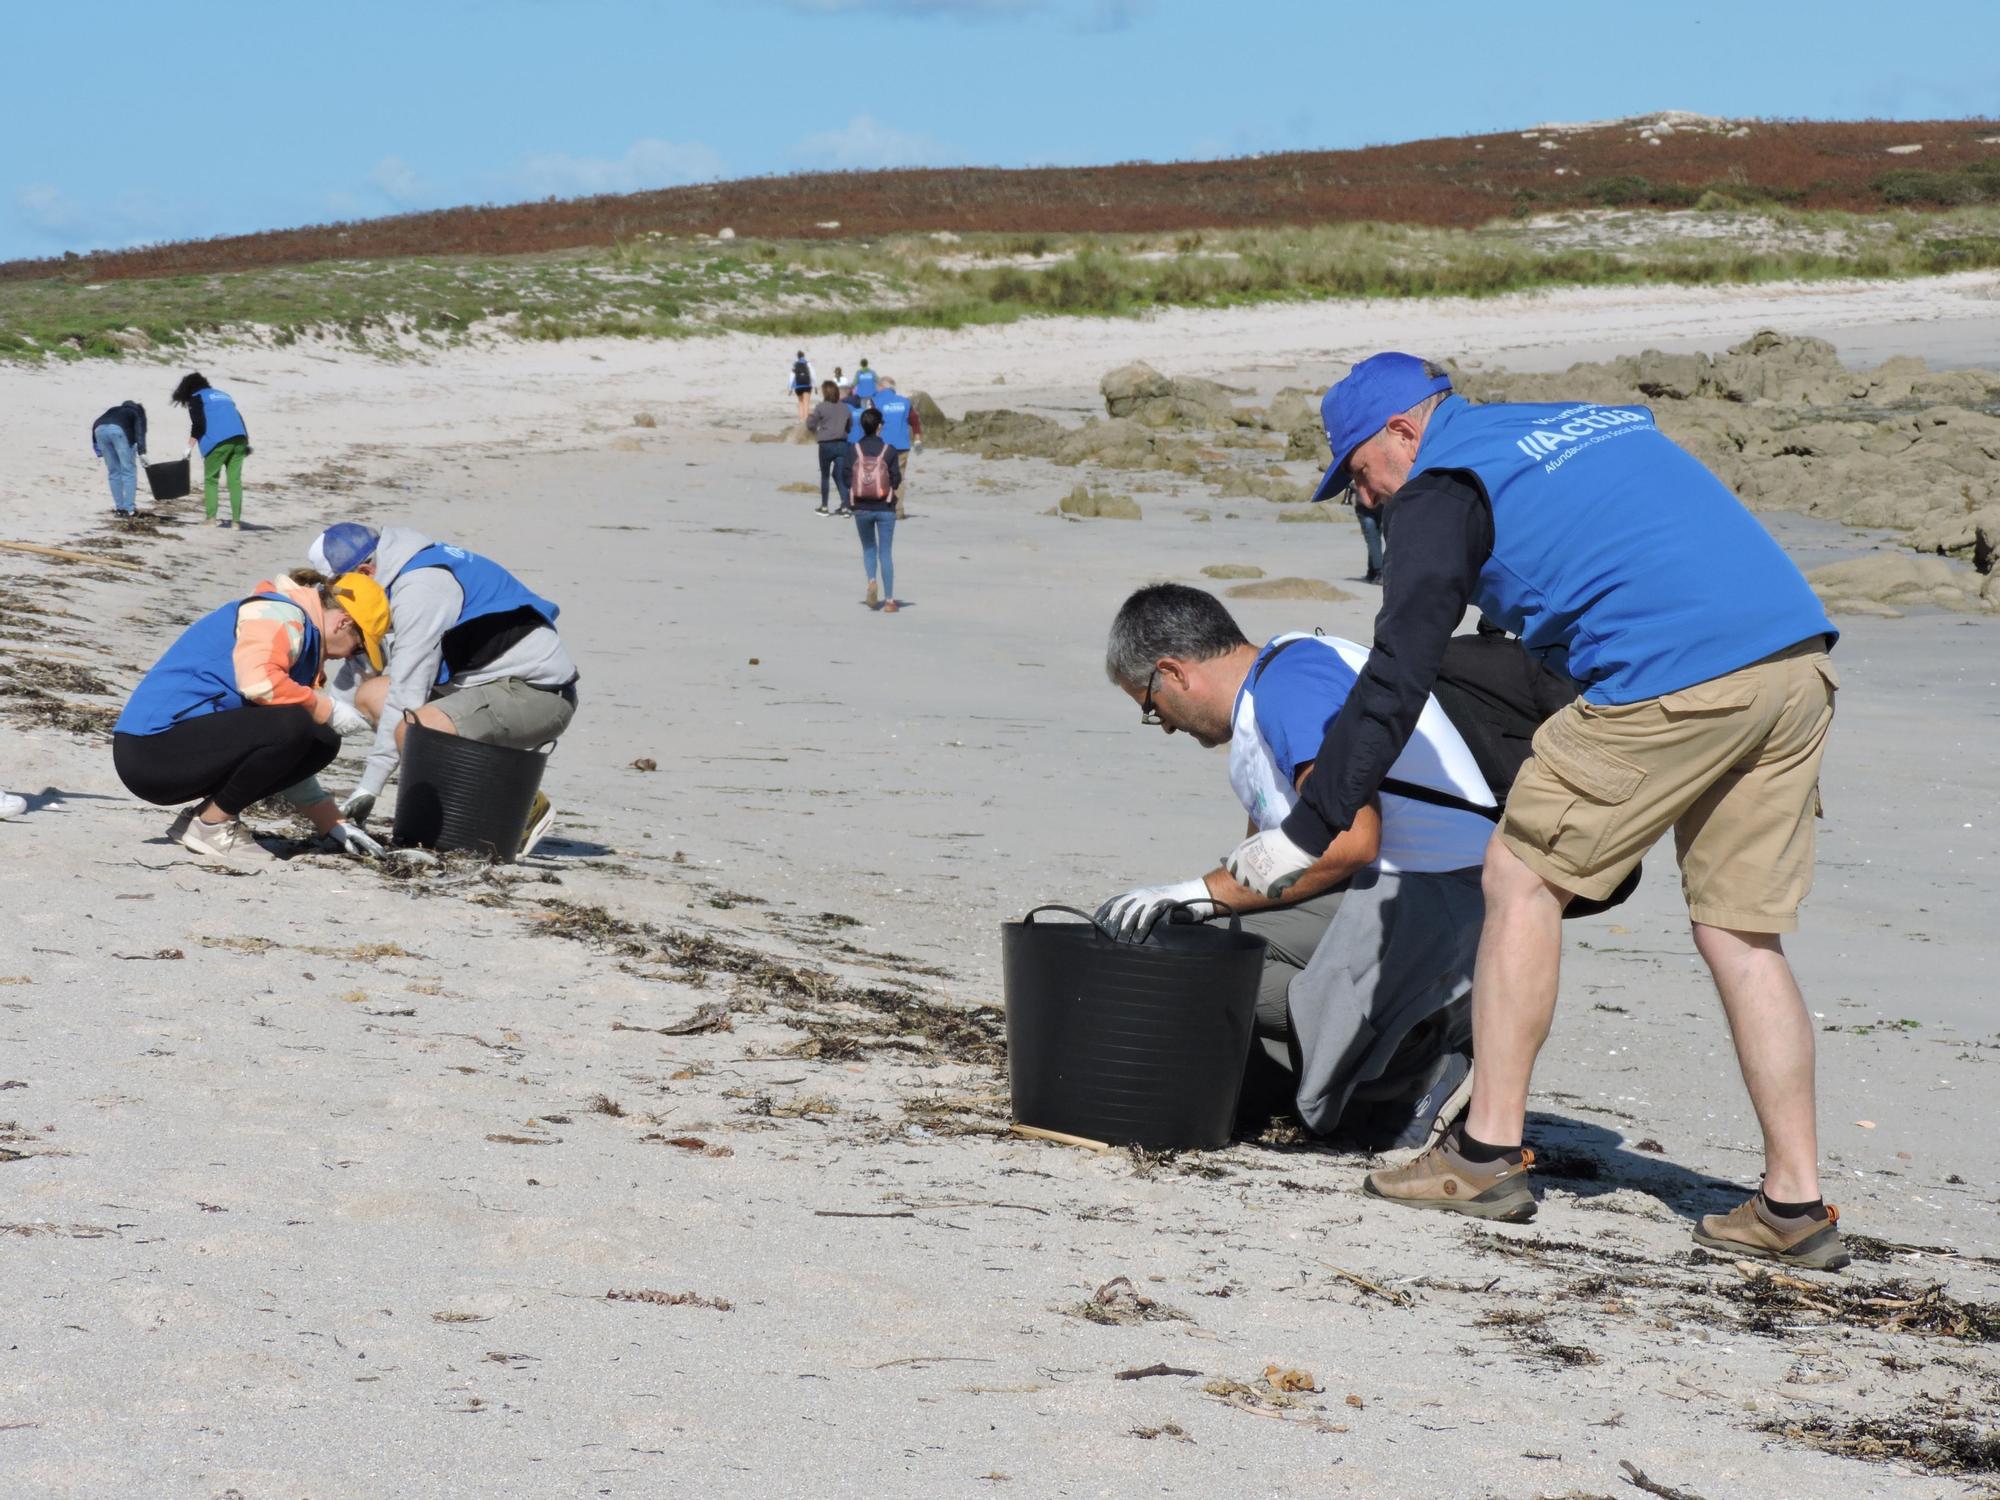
1105, 583, 1250, 689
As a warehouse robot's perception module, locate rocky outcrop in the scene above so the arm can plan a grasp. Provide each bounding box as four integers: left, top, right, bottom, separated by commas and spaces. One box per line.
1059, 484, 1142, 520
1807, 554, 1997, 617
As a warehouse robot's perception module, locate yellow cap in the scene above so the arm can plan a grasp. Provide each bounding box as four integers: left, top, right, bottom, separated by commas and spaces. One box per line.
330, 571, 390, 671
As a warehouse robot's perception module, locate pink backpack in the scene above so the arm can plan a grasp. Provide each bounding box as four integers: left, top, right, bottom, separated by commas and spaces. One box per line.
851, 445, 892, 501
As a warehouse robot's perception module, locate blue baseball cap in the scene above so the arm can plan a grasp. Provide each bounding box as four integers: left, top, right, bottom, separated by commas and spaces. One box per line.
307, 522, 380, 575
1308, 353, 1453, 502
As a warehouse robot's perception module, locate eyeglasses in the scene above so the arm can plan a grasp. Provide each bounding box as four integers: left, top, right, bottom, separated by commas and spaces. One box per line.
1139, 667, 1163, 726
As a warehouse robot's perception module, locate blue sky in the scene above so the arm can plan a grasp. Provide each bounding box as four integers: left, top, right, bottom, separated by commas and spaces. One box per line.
4, 0, 1995, 262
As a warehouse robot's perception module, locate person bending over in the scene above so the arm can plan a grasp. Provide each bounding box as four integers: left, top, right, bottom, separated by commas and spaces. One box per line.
1224, 353, 1846, 1269
113, 569, 389, 862
1096, 584, 1498, 1148
306, 523, 577, 854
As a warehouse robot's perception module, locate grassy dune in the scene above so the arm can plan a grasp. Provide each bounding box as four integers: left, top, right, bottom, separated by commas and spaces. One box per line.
6, 207, 1999, 362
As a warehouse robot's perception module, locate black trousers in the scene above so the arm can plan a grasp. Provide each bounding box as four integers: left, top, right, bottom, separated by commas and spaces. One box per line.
113, 706, 340, 818
816, 441, 851, 507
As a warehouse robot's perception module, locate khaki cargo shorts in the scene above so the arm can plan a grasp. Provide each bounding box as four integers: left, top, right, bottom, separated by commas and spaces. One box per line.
1498, 638, 1837, 933
430, 677, 576, 750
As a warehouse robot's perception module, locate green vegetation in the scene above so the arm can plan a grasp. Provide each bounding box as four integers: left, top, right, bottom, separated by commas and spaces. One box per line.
7, 207, 2000, 362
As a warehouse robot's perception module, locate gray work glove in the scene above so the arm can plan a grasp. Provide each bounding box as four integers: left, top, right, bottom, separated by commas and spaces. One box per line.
338, 789, 377, 827
328, 699, 371, 737
1224, 827, 1315, 899
1093, 877, 1212, 942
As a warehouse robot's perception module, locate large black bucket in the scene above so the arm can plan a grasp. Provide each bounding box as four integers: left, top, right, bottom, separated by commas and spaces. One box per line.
1002, 904, 1266, 1151
391, 721, 547, 861
144, 458, 190, 500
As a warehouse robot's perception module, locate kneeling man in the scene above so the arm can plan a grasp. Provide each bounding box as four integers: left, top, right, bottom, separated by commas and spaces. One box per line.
1097, 584, 1498, 1147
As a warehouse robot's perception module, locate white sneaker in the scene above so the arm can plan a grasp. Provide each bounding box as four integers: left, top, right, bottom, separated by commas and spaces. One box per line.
164, 806, 196, 842
0, 792, 25, 820
180, 815, 275, 862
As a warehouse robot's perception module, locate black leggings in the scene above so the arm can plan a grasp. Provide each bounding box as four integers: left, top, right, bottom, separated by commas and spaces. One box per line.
113, 706, 340, 818
817, 441, 851, 507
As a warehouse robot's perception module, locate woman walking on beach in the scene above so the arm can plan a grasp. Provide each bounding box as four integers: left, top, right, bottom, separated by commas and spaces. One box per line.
171, 372, 250, 529
805, 380, 855, 516
113, 569, 389, 862
848, 408, 903, 613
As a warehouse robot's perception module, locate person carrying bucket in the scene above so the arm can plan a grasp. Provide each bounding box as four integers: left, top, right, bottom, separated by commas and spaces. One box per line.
1097, 584, 1494, 1150
170, 372, 250, 529
112, 569, 390, 862
304, 522, 578, 854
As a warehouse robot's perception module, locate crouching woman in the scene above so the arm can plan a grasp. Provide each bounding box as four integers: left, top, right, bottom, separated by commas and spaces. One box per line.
113, 571, 391, 862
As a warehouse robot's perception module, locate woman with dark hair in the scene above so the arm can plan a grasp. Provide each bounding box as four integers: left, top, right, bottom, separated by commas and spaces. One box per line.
848, 407, 903, 613
170, 372, 251, 528
113, 568, 390, 862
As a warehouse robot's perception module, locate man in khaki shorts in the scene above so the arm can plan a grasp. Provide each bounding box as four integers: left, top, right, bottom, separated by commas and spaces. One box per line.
1224, 353, 1848, 1270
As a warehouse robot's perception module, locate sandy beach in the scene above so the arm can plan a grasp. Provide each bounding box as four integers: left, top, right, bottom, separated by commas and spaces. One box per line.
3, 274, 1996, 1497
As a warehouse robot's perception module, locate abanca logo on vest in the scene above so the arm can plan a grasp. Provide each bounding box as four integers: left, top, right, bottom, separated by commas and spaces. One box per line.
1512, 405, 1651, 461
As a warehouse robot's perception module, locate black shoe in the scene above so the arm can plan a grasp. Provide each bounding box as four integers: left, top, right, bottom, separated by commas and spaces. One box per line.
1364, 568, 1383, 586
815, 505, 829, 515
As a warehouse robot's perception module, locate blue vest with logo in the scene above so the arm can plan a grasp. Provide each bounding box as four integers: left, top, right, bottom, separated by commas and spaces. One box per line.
117, 594, 320, 736
871, 390, 913, 449
842, 397, 869, 445
386, 543, 561, 684
852, 368, 877, 398
1410, 396, 1834, 704
193, 387, 248, 456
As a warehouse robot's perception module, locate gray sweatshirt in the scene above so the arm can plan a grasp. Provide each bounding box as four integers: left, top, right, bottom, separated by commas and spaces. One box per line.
356, 526, 577, 798
806, 400, 855, 443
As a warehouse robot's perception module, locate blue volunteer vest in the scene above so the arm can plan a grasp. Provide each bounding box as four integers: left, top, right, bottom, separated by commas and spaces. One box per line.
871, 391, 913, 449
852, 368, 877, 398
1410, 396, 1835, 704
842, 397, 868, 444
117, 594, 320, 736
193, 387, 248, 456
386, 543, 561, 685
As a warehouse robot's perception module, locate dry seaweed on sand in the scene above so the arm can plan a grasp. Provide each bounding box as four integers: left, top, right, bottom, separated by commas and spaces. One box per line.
0, 658, 114, 696
605, 1288, 732, 1312
1761, 1398, 2000, 1476
1475, 1308, 1603, 1368
1724, 1265, 2000, 1342
1067, 1275, 1192, 1327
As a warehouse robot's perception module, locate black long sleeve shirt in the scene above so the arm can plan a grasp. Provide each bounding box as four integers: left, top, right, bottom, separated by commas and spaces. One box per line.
1280, 471, 1496, 853
90, 401, 147, 454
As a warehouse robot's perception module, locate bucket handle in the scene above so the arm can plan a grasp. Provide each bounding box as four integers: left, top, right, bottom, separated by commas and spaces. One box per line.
1019, 900, 1239, 946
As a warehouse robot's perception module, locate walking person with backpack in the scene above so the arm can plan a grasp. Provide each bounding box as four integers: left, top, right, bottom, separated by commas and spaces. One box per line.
848, 408, 903, 613
171, 372, 250, 529
805, 380, 855, 515
91, 399, 149, 517
788, 351, 816, 422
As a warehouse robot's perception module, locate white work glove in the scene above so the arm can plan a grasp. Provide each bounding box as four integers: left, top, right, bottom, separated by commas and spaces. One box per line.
321, 820, 384, 859
338, 789, 377, 827
1224, 827, 1316, 899
1094, 877, 1213, 942
327, 699, 371, 737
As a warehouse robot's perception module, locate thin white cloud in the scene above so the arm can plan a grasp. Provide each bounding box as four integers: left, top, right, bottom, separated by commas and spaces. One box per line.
793, 115, 950, 171
504, 138, 724, 198
16, 184, 85, 236
368, 156, 432, 208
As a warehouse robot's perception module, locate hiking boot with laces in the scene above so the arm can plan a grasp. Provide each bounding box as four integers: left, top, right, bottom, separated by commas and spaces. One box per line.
1363, 1134, 1536, 1222
1693, 1194, 1849, 1271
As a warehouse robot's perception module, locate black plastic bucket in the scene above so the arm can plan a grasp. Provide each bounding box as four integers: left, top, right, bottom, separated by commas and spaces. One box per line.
1001, 904, 1266, 1151
391, 721, 547, 860
144, 458, 190, 500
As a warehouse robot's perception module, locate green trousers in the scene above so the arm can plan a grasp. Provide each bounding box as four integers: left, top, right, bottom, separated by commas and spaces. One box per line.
202, 436, 248, 521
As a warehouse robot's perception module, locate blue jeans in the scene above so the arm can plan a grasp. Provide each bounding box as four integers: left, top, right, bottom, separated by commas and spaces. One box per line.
816, 441, 851, 508
854, 509, 896, 599
96, 423, 136, 512
1357, 504, 1384, 577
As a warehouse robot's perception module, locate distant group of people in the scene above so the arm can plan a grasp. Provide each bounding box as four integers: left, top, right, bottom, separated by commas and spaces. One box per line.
110, 522, 576, 865
792, 351, 923, 615
91, 372, 251, 525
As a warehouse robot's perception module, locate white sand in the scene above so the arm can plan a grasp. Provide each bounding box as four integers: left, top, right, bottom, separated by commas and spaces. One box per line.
3, 275, 1996, 1496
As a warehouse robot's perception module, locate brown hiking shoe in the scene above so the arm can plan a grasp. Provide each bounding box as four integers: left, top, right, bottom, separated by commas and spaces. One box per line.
1363, 1137, 1536, 1222
1693, 1195, 1849, 1271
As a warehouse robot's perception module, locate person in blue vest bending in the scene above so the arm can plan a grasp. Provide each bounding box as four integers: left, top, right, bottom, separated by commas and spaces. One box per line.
869, 379, 923, 520
1095, 584, 1491, 1149
170, 372, 250, 529
112, 569, 390, 863
305, 522, 578, 855
1223, 353, 1847, 1270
